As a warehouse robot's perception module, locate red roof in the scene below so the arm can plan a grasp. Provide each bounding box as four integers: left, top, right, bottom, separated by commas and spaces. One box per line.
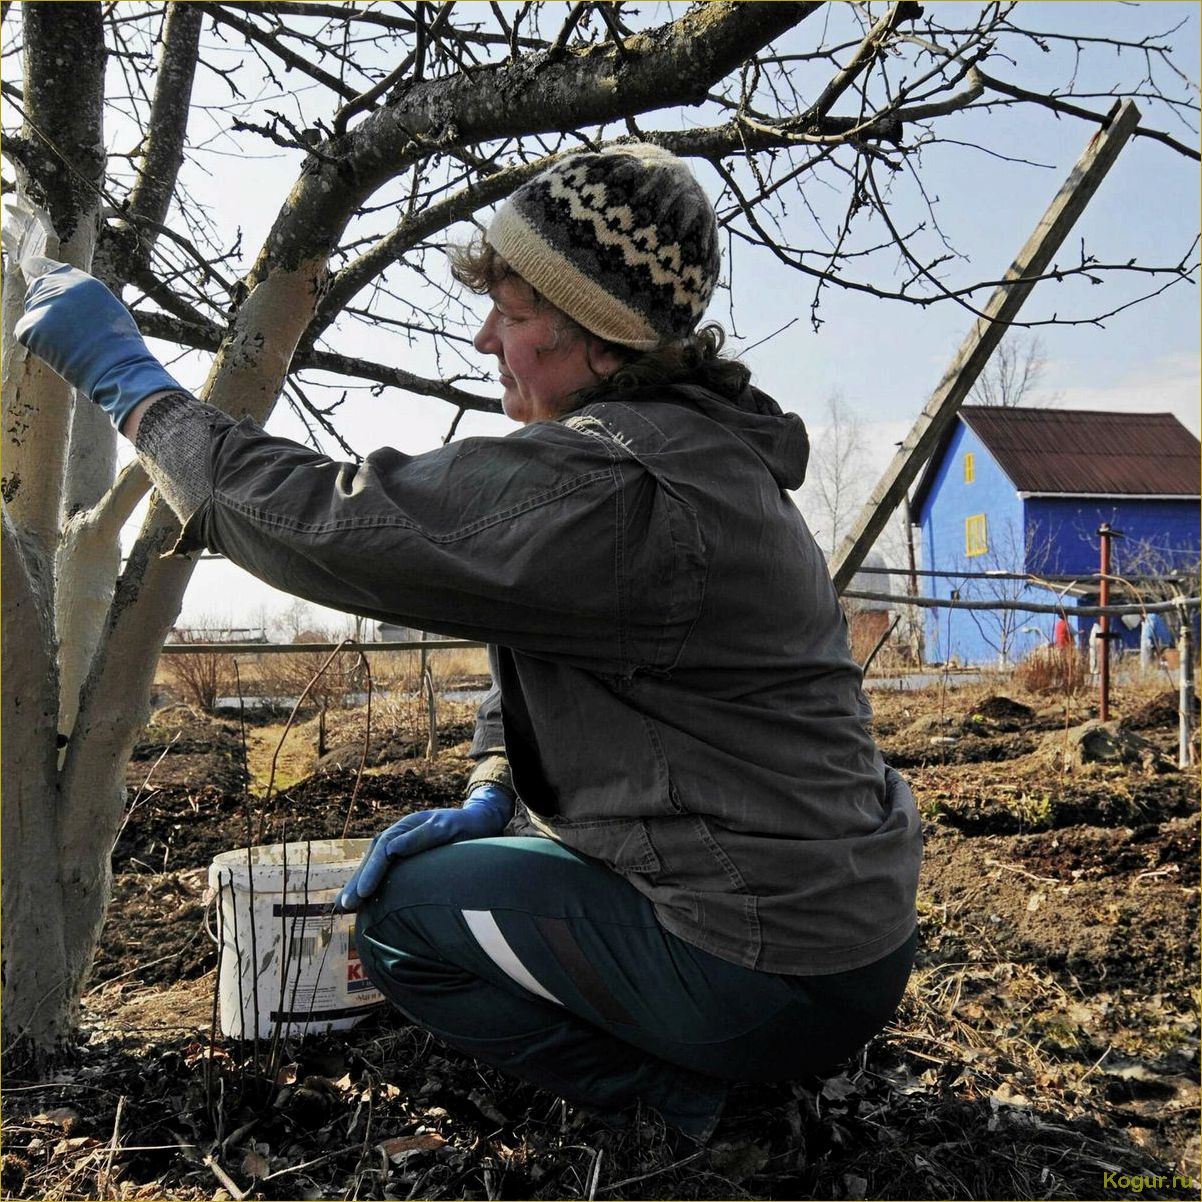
958, 407, 1200, 496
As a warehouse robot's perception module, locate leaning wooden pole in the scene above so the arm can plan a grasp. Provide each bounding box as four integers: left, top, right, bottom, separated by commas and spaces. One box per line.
830, 99, 1141, 593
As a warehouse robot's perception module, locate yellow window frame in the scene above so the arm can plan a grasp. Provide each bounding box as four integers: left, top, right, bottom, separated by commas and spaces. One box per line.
964, 452, 975, 483
965, 513, 988, 558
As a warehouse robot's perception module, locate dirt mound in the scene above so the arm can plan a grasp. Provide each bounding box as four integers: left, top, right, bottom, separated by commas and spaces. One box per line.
311, 719, 475, 775
883, 729, 1039, 770
912, 754, 1196, 834
127, 716, 249, 795
963, 694, 1035, 731
1124, 689, 1198, 731
113, 769, 469, 878
920, 816, 1199, 993
113, 783, 253, 874
90, 868, 212, 990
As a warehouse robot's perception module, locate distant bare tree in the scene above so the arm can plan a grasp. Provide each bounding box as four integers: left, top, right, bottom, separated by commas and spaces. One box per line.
806, 394, 869, 558
960, 518, 1060, 666
270, 599, 318, 645
970, 333, 1056, 408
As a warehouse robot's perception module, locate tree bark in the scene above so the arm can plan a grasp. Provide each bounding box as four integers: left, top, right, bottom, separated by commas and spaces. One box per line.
1, 3, 107, 1059
59, 4, 204, 742
54, 499, 198, 1010
1, 510, 71, 1056
4, 4, 106, 549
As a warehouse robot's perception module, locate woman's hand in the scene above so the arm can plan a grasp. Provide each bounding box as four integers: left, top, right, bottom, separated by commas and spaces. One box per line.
14, 263, 182, 432
336, 784, 515, 912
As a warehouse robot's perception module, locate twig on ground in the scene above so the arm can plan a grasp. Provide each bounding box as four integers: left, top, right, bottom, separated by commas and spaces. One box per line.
984, 857, 1059, 885
598, 1150, 704, 1194
586, 1146, 604, 1200
100, 1094, 125, 1195
204, 1151, 248, 1200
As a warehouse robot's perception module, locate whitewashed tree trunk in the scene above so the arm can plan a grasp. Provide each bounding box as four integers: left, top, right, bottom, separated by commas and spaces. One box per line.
1, 4, 108, 1057
1, 511, 70, 1046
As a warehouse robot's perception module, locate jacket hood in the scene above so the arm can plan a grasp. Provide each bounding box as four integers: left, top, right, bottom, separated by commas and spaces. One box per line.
669, 382, 809, 491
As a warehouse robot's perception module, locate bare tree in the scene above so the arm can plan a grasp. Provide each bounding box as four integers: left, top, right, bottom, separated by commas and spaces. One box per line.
956, 517, 1060, 666
969, 332, 1055, 408
1, 1, 1198, 1062
270, 599, 318, 645
805, 393, 869, 557
161, 623, 236, 714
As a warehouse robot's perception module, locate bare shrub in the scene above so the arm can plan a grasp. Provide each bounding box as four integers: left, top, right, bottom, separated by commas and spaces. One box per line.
255, 632, 367, 755
160, 627, 236, 713
1015, 647, 1087, 697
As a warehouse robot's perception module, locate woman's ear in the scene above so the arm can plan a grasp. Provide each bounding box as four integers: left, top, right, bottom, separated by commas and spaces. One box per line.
587, 337, 629, 380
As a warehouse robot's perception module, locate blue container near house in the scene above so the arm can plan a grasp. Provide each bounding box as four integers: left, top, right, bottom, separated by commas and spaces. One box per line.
910, 408, 1200, 666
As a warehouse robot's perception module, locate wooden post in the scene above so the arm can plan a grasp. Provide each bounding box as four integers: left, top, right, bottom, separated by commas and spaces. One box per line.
902, 493, 923, 665
1098, 524, 1112, 722
1179, 606, 1194, 769
420, 629, 439, 759
830, 99, 1141, 593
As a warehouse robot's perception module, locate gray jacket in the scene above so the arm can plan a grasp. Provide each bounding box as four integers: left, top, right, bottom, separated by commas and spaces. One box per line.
136, 383, 921, 975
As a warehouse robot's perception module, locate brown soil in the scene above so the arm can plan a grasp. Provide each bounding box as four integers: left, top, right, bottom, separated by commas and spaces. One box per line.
3, 683, 1198, 1200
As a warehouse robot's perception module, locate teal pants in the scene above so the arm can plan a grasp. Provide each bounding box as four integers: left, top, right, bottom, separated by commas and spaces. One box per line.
355, 837, 914, 1141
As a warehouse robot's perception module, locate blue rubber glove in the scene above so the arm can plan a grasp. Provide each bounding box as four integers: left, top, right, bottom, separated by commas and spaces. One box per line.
336, 783, 515, 912
15, 264, 183, 431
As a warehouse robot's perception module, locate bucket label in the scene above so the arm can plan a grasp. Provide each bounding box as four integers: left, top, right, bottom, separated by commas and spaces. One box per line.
285, 912, 336, 966
346, 929, 376, 995
273, 901, 336, 918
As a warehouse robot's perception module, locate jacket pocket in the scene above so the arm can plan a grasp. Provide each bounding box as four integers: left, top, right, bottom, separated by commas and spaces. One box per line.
536, 813, 661, 875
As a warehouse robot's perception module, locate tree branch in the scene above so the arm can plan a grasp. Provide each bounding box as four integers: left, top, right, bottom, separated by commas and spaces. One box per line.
976, 67, 1201, 162
297, 347, 499, 412
131, 309, 500, 412
331, 1, 457, 136
311, 157, 550, 341
801, 1, 923, 125
124, 6, 204, 240
94, 5, 204, 286
0, 127, 33, 170
215, 2, 545, 47
238, 3, 822, 320
341, 2, 822, 198
198, 3, 360, 100
130, 264, 225, 331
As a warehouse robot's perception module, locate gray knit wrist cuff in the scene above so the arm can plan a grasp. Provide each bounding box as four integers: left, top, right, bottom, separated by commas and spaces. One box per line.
134, 391, 225, 540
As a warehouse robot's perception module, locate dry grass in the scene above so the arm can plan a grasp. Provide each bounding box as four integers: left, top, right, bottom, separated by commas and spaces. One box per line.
1014, 647, 1088, 696
155, 644, 489, 705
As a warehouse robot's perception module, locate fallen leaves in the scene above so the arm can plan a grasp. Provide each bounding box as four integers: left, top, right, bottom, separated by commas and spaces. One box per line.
376, 1130, 447, 1162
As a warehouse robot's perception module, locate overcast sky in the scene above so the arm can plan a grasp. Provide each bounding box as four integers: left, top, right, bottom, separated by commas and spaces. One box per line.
100, 2, 1199, 632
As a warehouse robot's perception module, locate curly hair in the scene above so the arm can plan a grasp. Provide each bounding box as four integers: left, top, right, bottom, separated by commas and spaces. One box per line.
449, 237, 751, 402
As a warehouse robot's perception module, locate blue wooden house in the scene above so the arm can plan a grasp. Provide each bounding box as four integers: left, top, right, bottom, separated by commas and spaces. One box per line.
910, 407, 1200, 665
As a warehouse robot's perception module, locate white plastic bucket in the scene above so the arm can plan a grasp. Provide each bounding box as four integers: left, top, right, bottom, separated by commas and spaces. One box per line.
207, 839, 385, 1040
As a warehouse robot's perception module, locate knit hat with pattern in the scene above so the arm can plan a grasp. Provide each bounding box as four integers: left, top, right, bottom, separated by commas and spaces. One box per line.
485, 144, 720, 351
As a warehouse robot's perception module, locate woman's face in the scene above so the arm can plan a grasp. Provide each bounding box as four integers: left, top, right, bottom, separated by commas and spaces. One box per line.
473, 277, 620, 424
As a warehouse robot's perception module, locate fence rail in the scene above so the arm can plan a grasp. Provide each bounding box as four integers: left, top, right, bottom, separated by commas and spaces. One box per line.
159, 639, 486, 655
161, 592, 1202, 655
841, 591, 1201, 617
